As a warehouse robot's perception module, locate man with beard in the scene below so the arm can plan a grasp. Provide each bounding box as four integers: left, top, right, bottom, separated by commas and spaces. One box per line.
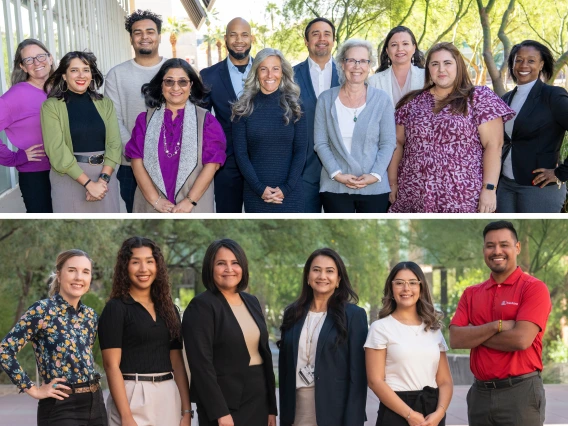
105, 10, 167, 212
293, 18, 339, 212
200, 17, 253, 213
449, 220, 551, 426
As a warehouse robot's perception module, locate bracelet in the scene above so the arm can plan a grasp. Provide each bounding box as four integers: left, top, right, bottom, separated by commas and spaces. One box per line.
407, 409, 412, 420
438, 404, 446, 412
153, 195, 162, 211
83, 179, 92, 188
498, 319, 502, 333
186, 195, 197, 206
181, 409, 194, 418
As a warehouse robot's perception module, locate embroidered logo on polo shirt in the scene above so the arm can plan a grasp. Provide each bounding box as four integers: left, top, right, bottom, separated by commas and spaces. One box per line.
501, 301, 519, 306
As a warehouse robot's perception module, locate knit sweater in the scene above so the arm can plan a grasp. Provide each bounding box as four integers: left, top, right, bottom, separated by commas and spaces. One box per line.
232, 89, 307, 212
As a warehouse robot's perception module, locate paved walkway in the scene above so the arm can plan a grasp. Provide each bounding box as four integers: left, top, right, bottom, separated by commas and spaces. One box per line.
1, 385, 567, 425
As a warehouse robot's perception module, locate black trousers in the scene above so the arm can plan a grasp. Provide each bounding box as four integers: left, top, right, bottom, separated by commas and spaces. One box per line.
376, 387, 445, 426
321, 191, 389, 213
37, 388, 107, 426
214, 153, 244, 213
18, 170, 53, 213
197, 365, 269, 426
117, 165, 137, 213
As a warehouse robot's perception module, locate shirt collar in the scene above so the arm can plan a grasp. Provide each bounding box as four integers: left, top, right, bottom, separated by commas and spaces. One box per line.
486, 266, 523, 288
52, 293, 85, 312
123, 294, 137, 305
226, 55, 253, 72
308, 56, 332, 71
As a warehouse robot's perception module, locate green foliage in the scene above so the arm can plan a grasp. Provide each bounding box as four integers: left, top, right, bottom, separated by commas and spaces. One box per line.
543, 336, 568, 364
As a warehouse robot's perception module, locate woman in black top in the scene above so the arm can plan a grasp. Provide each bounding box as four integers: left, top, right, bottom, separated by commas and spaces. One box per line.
99, 237, 191, 426
182, 239, 277, 426
41, 51, 122, 213
498, 40, 568, 212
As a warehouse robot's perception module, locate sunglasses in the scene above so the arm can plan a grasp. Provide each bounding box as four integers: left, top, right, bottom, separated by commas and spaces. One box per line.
163, 78, 191, 87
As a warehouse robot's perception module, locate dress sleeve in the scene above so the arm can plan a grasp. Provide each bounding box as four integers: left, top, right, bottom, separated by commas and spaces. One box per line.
0, 301, 45, 392
395, 101, 411, 127
363, 320, 388, 350
472, 86, 515, 126
124, 112, 148, 160
202, 112, 227, 165
97, 300, 125, 350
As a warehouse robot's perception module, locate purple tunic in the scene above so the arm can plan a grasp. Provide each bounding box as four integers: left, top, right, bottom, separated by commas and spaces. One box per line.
125, 108, 226, 204
0, 82, 51, 172
390, 86, 515, 213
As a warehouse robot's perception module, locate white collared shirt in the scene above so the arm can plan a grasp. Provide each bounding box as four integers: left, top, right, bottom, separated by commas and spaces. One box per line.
308, 56, 333, 98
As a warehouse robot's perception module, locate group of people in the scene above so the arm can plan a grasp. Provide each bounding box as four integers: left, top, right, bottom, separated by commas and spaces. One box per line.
0, 220, 552, 426
1, 10, 568, 213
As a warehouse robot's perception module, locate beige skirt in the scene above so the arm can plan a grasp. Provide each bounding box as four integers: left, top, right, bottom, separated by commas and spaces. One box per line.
50, 150, 120, 213
106, 373, 182, 426
294, 386, 318, 426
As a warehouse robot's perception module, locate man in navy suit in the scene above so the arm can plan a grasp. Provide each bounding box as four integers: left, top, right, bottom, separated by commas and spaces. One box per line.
293, 18, 340, 213
201, 17, 253, 213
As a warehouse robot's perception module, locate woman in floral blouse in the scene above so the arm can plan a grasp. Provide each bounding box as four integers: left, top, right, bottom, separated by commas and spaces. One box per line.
0, 249, 107, 426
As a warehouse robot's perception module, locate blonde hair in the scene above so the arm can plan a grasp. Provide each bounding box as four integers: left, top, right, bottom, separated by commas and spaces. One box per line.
48, 249, 92, 296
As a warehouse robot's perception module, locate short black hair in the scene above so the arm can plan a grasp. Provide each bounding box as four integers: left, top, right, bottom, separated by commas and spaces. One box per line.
202, 239, 249, 293
483, 221, 518, 242
125, 9, 163, 34
508, 40, 554, 84
141, 58, 209, 108
304, 17, 335, 41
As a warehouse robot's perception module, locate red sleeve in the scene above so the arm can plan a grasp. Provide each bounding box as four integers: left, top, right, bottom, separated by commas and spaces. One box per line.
516, 278, 551, 331
124, 112, 147, 160
450, 287, 471, 327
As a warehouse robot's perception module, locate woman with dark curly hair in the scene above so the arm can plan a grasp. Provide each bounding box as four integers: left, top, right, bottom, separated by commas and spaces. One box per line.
278, 248, 368, 426
41, 51, 122, 212
125, 58, 226, 213
98, 237, 192, 426
182, 239, 277, 426
365, 262, 453, 426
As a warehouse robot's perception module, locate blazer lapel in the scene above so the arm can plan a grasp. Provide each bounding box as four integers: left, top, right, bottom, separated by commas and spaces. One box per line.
315, 313, 334, 363
219, 58, 238, 101
380, 69, 394, 100
214, 291, 251, 363
292, 310, 308, 370
241, 294, 268, 346
331, 61, 340, 88
330, 91, 354, 162
512, 79, 542, 140
298, 59, 318, 103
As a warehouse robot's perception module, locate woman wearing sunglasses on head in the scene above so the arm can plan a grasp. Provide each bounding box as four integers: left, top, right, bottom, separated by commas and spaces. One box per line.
365, 262, 453, 426
0, 39, 55, 212
0, 249, 107, 425
125, 58, 226, 213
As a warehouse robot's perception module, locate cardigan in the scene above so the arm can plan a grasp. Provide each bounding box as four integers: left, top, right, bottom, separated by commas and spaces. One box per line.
314, 85, 396, 196
367, 65, 425, 105
41, 95, 122, 179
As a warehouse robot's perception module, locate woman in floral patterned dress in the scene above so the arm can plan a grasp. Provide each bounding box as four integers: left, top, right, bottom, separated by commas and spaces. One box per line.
388, 42, 515, 213
0, 249, 107, 426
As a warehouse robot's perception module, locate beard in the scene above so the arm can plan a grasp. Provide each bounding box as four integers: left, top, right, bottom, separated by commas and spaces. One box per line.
227, 44, 251, 61
138, 48, 153, 55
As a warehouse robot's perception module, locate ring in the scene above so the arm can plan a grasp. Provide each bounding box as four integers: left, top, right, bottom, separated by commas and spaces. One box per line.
52, 383, 57, 389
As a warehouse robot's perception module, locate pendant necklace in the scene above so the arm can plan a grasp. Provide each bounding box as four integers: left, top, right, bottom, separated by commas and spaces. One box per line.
353, 108, 359, 122
162, 122, 183, 158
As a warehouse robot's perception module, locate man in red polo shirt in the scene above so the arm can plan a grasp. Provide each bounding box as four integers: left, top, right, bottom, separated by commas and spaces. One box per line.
449, 220, 551, 426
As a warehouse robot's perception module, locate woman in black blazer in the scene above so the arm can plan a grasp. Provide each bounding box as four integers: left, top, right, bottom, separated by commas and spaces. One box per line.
499, 40, 568, 212
182, 239, 277, 426
278, 248, 368, 426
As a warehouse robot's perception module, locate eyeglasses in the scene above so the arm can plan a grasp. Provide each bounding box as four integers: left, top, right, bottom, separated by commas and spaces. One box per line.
392, 279, 421, 288
163, 78, 191, 87
21, 53, 50, 66
343, 58, 371, 67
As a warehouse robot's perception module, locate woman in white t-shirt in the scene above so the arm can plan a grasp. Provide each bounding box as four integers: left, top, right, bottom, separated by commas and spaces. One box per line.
365, 261, 453, 426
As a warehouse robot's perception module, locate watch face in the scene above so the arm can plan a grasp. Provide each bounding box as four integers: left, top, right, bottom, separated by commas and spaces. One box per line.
486, 183, 495, 190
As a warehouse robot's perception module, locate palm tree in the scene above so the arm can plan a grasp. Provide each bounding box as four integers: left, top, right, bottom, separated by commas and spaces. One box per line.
163, 17, 192, 58
213, 27, 225, 62
202, 33, 216, 67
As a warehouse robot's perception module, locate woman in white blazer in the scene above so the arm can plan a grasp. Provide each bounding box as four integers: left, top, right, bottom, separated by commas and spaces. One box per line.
368, 26, 425, 107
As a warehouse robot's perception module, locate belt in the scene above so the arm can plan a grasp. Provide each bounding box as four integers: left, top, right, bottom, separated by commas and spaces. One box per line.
61, 381, 101, 395
122, 372, 174, 383
475, 370, 540, 389
74, 153, 104, 165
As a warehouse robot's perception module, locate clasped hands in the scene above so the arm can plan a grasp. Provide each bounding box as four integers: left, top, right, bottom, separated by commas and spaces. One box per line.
262, 187, 284, 204
85, 179, 108, 202
153, 197, 194, 213
335, 173, 378, 189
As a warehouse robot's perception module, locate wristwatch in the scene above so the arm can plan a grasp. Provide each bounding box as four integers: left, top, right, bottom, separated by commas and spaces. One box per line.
483, 183, 496, 190
99, 173, 111, 183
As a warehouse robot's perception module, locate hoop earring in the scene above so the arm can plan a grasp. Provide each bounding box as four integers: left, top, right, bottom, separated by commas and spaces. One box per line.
59, 80, 68, 93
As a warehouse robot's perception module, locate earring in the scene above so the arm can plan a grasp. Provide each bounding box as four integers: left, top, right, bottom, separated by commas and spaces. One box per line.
307, 281, 311, 287
388, 57, 392, 67
89, 80, 96, 91
59, 80, 68, 92
411, 56, 415, 65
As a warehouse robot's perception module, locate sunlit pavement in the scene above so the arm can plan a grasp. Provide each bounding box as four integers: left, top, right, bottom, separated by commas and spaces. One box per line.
1, 385, 568, 425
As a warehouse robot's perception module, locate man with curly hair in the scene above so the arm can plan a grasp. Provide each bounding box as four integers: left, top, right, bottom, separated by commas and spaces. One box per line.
105, 9, 167, 213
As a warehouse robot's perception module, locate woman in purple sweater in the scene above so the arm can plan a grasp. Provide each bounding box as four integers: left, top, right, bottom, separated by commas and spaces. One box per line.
0, 39, 55, 212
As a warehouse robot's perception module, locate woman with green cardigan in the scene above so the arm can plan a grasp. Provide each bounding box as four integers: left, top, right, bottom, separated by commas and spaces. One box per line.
41, 51, 122, 213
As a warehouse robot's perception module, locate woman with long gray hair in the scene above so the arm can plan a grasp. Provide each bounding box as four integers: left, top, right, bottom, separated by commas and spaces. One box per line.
314, 39, 396, 213
231, 47, 307, 212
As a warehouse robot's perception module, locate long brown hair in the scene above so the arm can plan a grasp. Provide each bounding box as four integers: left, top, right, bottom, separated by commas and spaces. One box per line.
48, 249, 92, 297
110, 237, 181, 340
11, 39, 55, 86
378, 261, 443, 331
397, 42, 474, 116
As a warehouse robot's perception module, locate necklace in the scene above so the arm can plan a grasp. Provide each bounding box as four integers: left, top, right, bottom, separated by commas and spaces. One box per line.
162, 122, 183, 158
353, 108, 359, 122
305, 311, 326, 365
392, 314, 422, 336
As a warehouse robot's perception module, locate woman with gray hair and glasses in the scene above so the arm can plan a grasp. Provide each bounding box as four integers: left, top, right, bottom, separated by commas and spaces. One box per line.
314, 39, 396, 213
232, 48, 307, 213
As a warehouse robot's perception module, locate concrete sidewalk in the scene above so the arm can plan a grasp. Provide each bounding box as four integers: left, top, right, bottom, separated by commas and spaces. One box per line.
1, 385, 568, 425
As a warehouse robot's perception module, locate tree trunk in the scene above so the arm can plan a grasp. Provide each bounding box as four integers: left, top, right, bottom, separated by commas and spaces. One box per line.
550, 52, 568, 83
13, 269, 34, 327
207, 41, 212, 67
216, 41, 222, 63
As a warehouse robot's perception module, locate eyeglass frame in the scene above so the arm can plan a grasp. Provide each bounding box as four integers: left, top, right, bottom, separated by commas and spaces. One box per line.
392, 279, 421, 288
162, 78, 192, 88
21, 53, 51, 66
343, 58, 371, 67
